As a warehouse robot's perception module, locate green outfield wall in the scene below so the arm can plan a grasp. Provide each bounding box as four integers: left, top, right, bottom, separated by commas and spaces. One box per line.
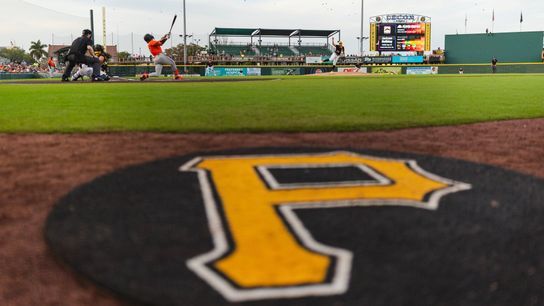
437, 63, 544, 74
0, 73, 37, 80
445, 31, 544, 64
107, 65, 336, 77
107, 63, 544, 77
3, 64, 544, 80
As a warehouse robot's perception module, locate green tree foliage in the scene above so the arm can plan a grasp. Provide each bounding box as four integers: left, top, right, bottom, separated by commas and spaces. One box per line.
117, 51, 131, 61
165, 43, 206, 60
29, 40, 48, 61
0, 47, 34, 64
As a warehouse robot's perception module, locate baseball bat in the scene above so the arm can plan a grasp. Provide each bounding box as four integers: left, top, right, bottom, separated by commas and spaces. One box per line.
168, 15, 178, 36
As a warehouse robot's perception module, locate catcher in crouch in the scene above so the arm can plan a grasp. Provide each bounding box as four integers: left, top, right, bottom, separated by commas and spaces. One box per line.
72, 44, 111, 81
141, 33, 183, 81
329, 38, 345, 70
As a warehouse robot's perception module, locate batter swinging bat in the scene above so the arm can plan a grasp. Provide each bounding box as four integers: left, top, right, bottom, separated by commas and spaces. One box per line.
168, 15, 178, 36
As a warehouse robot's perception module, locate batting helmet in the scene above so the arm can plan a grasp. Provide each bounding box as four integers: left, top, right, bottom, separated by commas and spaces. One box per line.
94, 44, 104, 52
82, 29, 93, 36
144, 34, 154, 43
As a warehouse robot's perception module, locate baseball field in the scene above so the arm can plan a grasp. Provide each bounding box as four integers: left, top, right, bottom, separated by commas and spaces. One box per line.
1, 73, 544, 306
1, 74, 543, 132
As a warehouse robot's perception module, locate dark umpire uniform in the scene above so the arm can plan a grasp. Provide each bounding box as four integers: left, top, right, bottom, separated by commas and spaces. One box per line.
61, 29, 103, 82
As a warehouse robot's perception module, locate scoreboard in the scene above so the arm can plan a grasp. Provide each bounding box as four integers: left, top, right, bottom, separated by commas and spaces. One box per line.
370, 14, 431, 52
376, 23, 426, 51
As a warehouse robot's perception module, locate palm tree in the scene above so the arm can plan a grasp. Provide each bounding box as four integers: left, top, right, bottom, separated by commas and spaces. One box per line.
29, 40, 48, 62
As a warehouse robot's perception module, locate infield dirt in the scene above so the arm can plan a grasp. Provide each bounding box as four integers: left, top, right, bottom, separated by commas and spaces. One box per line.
0, 118, 543, 306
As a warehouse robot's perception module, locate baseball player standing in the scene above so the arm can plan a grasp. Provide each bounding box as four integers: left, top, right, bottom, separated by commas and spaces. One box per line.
491, 57, 498, 74
47, 57, 56, 78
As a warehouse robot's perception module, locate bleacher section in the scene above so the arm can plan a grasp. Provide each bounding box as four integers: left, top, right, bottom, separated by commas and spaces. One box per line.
211, 44, 333, 58
260, 46, 296, 57
212, 45, 257, 57
212, 45, 301, 57
297, 46, 331, 56
209, 28, 340, 59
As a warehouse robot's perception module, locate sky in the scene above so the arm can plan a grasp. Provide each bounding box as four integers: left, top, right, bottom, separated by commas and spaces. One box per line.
1, 0, 542, 56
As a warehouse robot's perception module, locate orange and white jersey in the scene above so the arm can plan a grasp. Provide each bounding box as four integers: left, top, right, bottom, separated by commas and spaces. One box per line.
148, 40, 163, 56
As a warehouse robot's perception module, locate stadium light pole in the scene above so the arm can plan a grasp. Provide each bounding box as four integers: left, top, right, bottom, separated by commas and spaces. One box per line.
360, 0, 364, 56
183, 0, 188, 74
90, 9, 95, 43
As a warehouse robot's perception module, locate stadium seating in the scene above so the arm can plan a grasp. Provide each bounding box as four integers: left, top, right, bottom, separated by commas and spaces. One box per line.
210, 43, 331, 58
208, 28, 340, 60
212, 45, 257, 57
297, 46, 331, 56
260, 46, 296, 57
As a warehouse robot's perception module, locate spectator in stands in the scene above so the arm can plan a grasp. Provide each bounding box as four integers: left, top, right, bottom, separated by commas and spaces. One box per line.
0, 62, 48, 73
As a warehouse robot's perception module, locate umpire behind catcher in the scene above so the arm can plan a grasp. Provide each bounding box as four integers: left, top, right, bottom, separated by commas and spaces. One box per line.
61, 29, 105, 82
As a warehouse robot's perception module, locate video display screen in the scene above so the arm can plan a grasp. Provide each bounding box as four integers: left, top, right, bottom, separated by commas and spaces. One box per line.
376, 23, 427, 52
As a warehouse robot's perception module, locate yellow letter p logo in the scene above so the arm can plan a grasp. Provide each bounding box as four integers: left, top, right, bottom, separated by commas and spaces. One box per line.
181, 151, 471, 302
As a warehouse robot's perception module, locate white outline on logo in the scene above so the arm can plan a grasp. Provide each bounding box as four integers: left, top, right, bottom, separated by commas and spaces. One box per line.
257, 163, 392, 190
179, 151, 472, 302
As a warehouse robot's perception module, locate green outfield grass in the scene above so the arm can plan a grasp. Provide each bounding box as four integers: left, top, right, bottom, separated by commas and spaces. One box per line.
0, 74, 542, 133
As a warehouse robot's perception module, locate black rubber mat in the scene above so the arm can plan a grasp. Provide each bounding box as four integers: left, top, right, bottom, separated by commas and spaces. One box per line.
45, 148, 544, 306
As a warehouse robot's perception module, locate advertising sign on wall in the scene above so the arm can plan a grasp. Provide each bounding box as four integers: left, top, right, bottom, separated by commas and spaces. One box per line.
406, 67, 439, 75
308, 67, 332, 74
206, 68, 261, 77
337, 67, 368, 74
392, 56, 425, 64
205, 66, 216, 76
305, 56, 324, 64
371, 67, 402, 74
246, 68, 262, 76
363, 56, 393, 64
211, 68, 247, 77
271, 68, 302, 76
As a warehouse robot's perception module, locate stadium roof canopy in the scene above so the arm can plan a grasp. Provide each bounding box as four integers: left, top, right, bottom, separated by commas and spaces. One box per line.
210, 28, 340, 38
